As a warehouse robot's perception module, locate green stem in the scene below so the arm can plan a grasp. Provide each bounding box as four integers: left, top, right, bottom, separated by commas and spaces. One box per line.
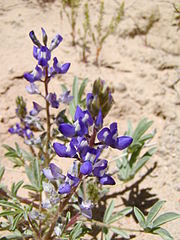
44, 67, 51, 167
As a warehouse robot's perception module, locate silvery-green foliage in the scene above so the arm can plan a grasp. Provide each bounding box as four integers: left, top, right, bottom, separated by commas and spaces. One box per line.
116, 118, 156, 182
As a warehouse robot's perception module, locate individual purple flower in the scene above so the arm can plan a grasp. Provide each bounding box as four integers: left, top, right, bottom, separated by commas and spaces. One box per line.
59, 90, 73, 104
30, 101, 43, 116
49, 34, 63, 51
53, 141, 77, 158
67, 173, 79, 187
93, 159, 108, 177
80, 161, 93, 175
74, 106, 93, 127
42, 163, 65, 181
79, 198, 93, 219
53, 57, 71, 74
58, 182, 71, 194
59, 106, 93, 138
24, 128, 34, 140
99, 174, 115, 185
97, 122, 133, 150
24, 65, 42, 83
33, 46, 51, 67
46, 93, 59, 108
8, 123, 23, 137
26, 83, 40, 94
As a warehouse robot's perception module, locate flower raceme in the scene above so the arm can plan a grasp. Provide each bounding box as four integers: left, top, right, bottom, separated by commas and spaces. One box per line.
43, 104, 133, 195
24, 28, 70, 83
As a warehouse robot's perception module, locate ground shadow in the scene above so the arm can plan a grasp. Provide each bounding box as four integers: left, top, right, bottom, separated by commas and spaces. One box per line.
89, 162, 158, 239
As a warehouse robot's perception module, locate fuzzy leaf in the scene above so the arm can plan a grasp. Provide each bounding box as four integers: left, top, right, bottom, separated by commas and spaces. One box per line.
111, 227, 130, 239
78, 78, 88, 103
70, 222, 83, 240
11, 180, 24, 197
10, 212, 24, 231
103, 200, 115, 223
72, 76, 79, 107
153, 227, 173, 240
108, 207, 132, 224
147, 200, 166, 224
134, 207, 146, 228
0, 200, 22, 211
153, 212, 180, 228
132, 119, 153, 144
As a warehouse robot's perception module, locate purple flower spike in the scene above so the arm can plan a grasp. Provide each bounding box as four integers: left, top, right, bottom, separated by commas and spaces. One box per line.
53, 141, 76, 158
99, 175, 115, 185
46, 93, 59, 109
80, 161, 93, 175
24, 65, 42, 83
26, 83, 40, 94
30, 101, 43, 116
79, 199, 93, 219
58, 182, 71, 194
49, 34, 63, 51
53, 57, 71, 74
59, 123, 75, 138
95, 109, 103, 130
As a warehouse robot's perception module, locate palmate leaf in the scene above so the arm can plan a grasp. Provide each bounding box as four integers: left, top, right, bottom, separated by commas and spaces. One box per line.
147, 200, 166, 224
132, 118, 153, 144
111, 227, 130, 239
152, 212, 180, 228
0, 200, 22, 211
69, 222, 90, 240
134, 207, 146, 228
133, 147, 157, 175
103, 200, 115, 223
0, 210, 17, 217
78, 78, 88, 103
10, 212, 24, 231
24, 158, 42, 192
153, 227, 173, 240
107, 207, 132, 224
11, 180, 24, 197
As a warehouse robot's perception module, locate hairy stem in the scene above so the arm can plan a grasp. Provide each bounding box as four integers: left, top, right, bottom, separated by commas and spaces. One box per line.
44, 67, 51, 167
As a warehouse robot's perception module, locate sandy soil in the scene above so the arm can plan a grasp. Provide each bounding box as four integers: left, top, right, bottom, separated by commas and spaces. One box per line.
0, 0, 180, 239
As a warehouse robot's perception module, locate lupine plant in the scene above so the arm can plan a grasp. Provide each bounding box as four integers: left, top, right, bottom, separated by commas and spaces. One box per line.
0, 29, 180, 240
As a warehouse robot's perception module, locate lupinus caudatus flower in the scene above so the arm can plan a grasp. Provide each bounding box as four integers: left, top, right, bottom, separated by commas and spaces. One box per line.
25, 28, 70, 84
9, 28, 71, 141
43, 103, 133, 199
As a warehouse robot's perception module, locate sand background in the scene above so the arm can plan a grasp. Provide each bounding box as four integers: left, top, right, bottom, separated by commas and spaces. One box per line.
0, 0, 180, 239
